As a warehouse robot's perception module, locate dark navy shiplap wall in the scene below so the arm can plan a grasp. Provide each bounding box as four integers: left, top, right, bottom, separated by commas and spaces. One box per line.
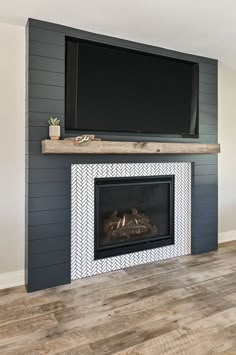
25, 19, 218, 292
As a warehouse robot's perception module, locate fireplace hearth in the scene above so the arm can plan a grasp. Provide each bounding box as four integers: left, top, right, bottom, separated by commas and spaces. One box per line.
94, 176, 174, 259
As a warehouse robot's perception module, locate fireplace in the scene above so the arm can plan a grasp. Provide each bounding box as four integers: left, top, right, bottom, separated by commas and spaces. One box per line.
94, 176, 174, 259
71, 163, 191, 280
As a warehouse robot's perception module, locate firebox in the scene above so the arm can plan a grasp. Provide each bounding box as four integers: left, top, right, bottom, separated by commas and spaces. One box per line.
94, 175, 174, 259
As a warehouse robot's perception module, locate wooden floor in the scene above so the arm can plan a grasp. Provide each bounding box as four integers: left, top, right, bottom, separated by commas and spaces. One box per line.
1, 242, 236, 354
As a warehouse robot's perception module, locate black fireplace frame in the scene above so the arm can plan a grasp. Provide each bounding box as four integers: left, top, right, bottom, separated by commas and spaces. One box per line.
94, 175, 175, 260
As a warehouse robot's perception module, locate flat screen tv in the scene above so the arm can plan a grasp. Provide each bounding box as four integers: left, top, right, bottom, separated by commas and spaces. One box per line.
65, 37, 199, 137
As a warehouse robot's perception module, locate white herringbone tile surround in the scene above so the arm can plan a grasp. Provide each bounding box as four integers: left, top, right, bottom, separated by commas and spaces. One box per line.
71, 163, 191, 280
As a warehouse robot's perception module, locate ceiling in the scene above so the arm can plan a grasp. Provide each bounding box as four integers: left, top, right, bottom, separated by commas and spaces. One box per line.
0, 0, 235, 68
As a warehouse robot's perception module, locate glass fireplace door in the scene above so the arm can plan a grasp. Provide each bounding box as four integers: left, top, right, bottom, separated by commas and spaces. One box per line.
94, 175, 174, 259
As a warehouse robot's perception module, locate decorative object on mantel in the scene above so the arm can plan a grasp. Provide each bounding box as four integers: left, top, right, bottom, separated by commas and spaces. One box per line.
41, 139, 221, 155
48, 117, 61, 140
64, 135, 101, 145
104, 208, 158, 241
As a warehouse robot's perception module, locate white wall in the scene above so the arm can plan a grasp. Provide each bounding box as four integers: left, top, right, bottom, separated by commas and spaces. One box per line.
0, 23, 25, 288
218, 63, 236, 243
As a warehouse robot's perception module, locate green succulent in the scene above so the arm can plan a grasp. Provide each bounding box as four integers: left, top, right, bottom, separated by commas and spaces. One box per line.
48, 117, 60, 126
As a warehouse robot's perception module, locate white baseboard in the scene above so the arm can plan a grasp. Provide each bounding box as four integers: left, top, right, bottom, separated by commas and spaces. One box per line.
219, 230, 236, 244
0, 270, 24, 290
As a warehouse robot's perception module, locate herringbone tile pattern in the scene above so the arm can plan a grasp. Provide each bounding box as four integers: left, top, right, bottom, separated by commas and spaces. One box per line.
71, 163, 191, 280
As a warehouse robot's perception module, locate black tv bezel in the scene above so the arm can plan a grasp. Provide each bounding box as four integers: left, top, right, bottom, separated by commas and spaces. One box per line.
65, 36, 199, 140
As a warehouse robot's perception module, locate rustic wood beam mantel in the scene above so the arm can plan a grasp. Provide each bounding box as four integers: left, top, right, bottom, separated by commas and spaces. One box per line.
41, 140, 220, 155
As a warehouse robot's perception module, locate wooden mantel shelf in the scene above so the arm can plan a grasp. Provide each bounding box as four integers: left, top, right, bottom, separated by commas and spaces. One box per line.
42, 140, 220, 155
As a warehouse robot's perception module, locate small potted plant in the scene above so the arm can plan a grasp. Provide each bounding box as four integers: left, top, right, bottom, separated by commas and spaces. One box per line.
48, 117, 61, 140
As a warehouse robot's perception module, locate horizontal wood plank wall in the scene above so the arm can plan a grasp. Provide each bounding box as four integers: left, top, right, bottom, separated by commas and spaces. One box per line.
25, 19, 218, 292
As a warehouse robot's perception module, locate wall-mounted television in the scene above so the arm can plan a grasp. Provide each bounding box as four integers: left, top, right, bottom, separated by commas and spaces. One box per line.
65, 37, 199, 137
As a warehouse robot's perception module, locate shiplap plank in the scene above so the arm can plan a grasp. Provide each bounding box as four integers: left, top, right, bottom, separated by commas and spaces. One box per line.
28, 209, 70, 226
199, 93, 217, 105
29, 26, 64, 46
29, 98, 64, 114
192, 215, 218, 237
29, 84, 64, 100
27, 263, 70, 292
28, 222, 70, 240
199, 112, 217, 125
192, 203, 217, 218
27, 154, 217, 169
28, 182, 70, 198
199, 104, 217, 114
199, 124, 217, 135
29, 69, 64, 86
199, 72, 217, 84
194, 164, 217, 175
29, 236, 70, 254
27, 168, 70, 183
199, 62, 217, 74
193, 174, 217, 185
29, 55, 64, 73
199, 82, 217, 95
29, 40, 64, 59
26, 164, 217, 185
29, 249, 70, 269
29, 195, 70, 212
192, 239, 217, 254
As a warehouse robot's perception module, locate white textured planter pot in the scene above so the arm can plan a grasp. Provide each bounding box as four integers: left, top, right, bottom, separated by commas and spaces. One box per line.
49, 126, 60, 140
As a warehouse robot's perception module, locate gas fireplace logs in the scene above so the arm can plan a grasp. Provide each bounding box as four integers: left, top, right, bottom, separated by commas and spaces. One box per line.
104, 208, 157, 240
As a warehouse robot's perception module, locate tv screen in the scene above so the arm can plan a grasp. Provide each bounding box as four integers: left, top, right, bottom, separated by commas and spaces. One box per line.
65, 37, 199, 137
